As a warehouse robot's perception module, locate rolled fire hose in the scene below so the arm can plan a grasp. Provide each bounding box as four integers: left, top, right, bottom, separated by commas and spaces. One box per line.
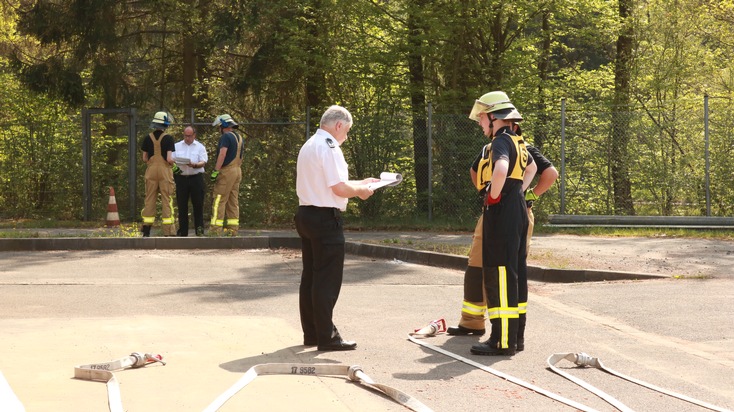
203, 363, 434, 412
548, 352, 732, 412
408, 335, 598, 412
73, 352, 165, 412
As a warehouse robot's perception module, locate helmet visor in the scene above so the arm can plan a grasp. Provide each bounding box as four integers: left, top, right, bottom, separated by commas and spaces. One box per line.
493, 108, 523, 122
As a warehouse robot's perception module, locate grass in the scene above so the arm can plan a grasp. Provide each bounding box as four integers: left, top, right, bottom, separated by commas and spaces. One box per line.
1, 218, 733, 242
377, 238, 470, 256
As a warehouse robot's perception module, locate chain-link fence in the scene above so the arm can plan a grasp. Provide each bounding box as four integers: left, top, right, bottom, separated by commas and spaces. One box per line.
1, 98, 732, 226
551, 96, 734, 217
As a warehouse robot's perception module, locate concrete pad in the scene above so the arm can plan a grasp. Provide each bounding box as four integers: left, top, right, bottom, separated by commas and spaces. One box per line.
0, 316, 399, 411
1, 248, 733, 411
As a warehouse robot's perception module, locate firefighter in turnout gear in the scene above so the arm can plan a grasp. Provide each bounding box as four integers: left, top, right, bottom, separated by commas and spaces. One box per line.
467, 91, 537, 356
448, 112, 558, 355
209, 114, 244, 235
140, 111, 177, 237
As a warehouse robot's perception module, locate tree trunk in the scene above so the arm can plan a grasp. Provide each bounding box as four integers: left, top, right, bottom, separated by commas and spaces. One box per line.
408, 1, 428, 214
612, 0, 635, 215
535, 7, 552, 152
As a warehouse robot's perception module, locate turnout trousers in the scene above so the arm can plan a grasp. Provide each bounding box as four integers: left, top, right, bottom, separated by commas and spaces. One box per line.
210, 162, 242, 233
482, 187, 529, 350
457, 207, 534, 337
294, 206, 345, 345
142, 144, 175, 236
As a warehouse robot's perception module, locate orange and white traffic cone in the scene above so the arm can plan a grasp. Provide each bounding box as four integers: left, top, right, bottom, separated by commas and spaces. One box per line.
106, 187, 121, 227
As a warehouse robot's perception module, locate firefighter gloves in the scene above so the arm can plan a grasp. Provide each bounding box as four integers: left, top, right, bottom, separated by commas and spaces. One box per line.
525, 189, 539, 208
210, 170, 219, 182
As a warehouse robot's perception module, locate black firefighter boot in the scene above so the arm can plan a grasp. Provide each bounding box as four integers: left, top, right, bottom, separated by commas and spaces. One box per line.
142, 225, 151, 237
517, 313, 526, 352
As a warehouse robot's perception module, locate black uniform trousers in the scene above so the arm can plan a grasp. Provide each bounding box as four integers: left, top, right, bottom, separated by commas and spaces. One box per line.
482, 184, 528, 350
174, 173, 205, 236
294, 206, 345, 345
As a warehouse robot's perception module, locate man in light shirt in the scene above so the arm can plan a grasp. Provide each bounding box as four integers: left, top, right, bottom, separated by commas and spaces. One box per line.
294, 105, 378, 351
173, 126, 208, 236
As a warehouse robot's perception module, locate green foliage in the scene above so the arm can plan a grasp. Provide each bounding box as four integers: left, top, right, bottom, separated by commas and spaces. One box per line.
2, 0, 734, 224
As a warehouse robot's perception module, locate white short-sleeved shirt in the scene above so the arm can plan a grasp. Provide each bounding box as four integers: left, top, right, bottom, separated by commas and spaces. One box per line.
173, 140, 208, 175
296, 129, 349, 211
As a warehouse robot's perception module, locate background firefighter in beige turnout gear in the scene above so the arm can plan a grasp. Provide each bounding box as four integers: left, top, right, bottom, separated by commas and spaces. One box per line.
209, 114, 244, 235
140, 111, 177, 237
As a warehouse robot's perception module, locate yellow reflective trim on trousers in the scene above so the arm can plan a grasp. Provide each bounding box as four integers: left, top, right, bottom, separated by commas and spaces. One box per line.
162, 218, 173, 224
227, 219, 239, 226
487, 307, 519, 319
168, 197, 175, 223
211, 194, 222, 226
213, 220, 224, 227
461, 301, 487, 316
518, 302, 528, 314
142, 216, 155, 224
498, 266, 509, 348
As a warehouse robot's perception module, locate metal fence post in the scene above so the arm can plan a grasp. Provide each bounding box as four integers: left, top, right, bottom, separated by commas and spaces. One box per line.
82, 108, 92, 221
305, 106, 311, 140
560, 98, 566, 215
128, 108, 138, 220
427, 101, 433, 221
704, 94, 711, 216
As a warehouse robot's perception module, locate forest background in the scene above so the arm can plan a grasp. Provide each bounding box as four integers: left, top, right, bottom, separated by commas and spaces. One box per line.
1, 0, 733, 229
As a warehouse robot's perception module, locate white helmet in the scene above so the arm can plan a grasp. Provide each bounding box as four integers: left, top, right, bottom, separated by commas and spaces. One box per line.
468, 91, 519, 122
150, 111, 173, 129
212, 114, 238, 128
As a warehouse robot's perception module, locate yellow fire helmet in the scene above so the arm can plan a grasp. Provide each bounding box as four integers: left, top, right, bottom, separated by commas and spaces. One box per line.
468, 91, 517, 122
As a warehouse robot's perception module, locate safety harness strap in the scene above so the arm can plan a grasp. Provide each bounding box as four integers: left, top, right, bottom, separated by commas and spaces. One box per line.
202, 363, 433, 412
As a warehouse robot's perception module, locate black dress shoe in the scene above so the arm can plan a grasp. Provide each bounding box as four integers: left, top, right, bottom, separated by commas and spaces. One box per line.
447, 325, 485, 336
470, 341, 516, 356
317, 339, 357, 351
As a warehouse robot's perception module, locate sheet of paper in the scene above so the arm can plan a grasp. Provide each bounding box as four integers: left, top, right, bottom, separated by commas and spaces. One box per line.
368, 172, 403, 190
174, 157, 191, 165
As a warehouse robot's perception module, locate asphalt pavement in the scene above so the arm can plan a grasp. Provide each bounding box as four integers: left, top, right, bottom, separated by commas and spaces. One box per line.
0, 229, 733, 411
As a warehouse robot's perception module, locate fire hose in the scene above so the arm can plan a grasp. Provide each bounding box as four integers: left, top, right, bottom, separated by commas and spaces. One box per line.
0, 371, 25, 412
407, 334, 599, 412
203, 363, 433, 412
547, 352, 733, 412
73, 352, 166, 412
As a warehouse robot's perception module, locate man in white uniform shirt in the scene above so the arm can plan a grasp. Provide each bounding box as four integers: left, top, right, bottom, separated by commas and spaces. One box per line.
173, 126, 208, 236
295, 105, 378, 351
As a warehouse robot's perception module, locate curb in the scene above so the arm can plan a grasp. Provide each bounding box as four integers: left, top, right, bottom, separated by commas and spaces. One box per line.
0, 236, 666, 282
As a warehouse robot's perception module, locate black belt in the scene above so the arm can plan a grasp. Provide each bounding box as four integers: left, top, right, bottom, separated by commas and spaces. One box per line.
299, 205, 341, 216
177, 174, 203, 178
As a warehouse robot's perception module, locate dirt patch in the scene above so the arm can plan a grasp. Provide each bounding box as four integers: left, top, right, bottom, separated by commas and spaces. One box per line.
528, 234, 734, 278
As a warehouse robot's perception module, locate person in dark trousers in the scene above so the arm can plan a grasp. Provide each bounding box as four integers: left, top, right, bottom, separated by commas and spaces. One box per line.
173, 126, 208, 236
467, 91, 536, 356
447, 118, 557, 350
294, 105, 378, 351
